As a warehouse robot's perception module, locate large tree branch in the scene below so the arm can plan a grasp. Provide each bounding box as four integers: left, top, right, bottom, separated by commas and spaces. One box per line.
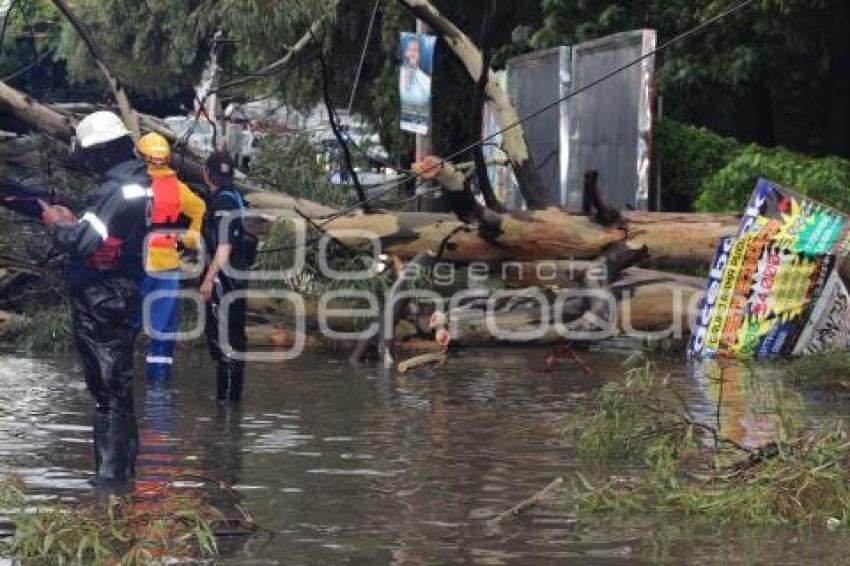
0, 79, 339, 218
472, 28, 505, 212
397, 0, 551, 209
217, 8, 335, 92
50, 0, 140, 140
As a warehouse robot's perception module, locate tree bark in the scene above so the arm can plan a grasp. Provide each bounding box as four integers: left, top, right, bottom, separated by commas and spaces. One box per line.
437, 267, 702, 347
0, 81, 75, 141
319, 209, 737, 266
397, 0, 551, 209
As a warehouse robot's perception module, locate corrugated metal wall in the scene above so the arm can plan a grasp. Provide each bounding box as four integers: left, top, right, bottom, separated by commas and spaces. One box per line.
565, 30, 656, 210
495, 30, 656, 211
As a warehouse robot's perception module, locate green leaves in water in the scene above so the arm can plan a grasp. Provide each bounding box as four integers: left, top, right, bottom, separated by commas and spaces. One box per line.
0, 475, 232, 564
564, 356, 850, 526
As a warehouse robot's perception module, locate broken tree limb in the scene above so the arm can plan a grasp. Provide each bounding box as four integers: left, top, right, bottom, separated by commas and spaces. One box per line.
50, 0, 140, 140
414, 155, 502, 234
314, 34, 371, 212
397, 349, 447, 373
487, 477, 565, 525
398, 0, 551, 209
472, 42, 504, 213
0, 81, 74, 141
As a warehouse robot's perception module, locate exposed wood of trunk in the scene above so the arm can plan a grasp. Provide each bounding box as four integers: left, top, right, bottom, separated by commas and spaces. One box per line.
319, 209, 736, 265
440, 268, 702, 346
50, 0, 140, 140
380, 251, 438, 366
0, 81, 74, 141
324, 209, 626, 262
398, 0, 550, 209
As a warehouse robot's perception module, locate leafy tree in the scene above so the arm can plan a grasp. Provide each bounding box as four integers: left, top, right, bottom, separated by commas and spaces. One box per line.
519, 0, 849, 157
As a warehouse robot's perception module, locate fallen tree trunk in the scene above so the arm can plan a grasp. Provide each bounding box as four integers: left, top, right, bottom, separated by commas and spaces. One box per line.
437, 267, 702, 347
0, 81, 75, 141
319, 209, 737, 266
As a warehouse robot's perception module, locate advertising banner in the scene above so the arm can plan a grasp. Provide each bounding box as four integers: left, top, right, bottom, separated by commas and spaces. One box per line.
399, 32, 436, 135
689, 179, 850, 359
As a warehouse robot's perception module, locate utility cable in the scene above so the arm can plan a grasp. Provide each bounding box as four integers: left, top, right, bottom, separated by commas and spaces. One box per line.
346, 0, 379, 115
313, 0, 758, 224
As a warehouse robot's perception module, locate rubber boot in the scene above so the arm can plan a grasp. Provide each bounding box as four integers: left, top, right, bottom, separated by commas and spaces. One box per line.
92, 401, 133, 485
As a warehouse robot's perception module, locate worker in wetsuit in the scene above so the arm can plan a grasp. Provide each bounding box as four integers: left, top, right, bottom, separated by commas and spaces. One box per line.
199, 151, 249, 403
135, 133, 206, 382
41, 111, 151, 485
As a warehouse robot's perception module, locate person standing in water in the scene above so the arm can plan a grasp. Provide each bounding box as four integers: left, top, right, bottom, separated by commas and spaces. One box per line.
135, 132, 206, 382
200, 151, 251, 403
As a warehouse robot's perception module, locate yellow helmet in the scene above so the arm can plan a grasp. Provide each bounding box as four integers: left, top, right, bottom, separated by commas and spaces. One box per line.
137, 132, 171, 166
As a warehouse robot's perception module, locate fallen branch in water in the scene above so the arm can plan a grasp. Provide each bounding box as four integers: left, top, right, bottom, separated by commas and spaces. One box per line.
397, 349, 447, 373
487, 476, 565, 525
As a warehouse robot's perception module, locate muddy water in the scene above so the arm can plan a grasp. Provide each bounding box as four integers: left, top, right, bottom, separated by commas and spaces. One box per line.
1, 349, 849, 564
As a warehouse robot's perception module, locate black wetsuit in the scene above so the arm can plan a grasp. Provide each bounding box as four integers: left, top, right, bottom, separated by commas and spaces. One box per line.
50, 159, 150, 484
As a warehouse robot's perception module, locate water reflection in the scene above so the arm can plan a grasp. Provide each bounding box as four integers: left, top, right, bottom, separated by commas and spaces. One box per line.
0, 351, 846, 564
691, 359, 804, 448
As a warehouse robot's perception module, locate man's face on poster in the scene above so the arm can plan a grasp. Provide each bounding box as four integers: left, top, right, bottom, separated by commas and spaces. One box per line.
405, 39, 421, 69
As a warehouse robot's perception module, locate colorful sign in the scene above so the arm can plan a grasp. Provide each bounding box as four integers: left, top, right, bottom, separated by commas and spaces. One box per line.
399, 32, 436, 135
689, 179, 850, 359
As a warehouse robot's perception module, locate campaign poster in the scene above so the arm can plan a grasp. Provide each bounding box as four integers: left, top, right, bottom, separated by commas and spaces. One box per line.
399, 32, 436, 135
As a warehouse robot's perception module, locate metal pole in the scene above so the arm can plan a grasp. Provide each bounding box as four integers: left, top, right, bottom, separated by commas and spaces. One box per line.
655, 95, 663, 212
415, 19, 437, 212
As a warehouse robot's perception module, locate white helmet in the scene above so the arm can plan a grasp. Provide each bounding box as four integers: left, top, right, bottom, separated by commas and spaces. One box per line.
75, 111, 130, 149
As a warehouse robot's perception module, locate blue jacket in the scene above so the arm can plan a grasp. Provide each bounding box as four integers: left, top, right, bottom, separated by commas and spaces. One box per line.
52, 159, 151, 291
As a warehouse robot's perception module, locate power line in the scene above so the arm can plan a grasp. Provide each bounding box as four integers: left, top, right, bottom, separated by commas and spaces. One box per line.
316, 0, 758, 223
346, 0, 379, 115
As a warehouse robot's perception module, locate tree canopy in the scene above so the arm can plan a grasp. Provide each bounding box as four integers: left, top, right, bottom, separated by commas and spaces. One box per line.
1, 0, 848, 162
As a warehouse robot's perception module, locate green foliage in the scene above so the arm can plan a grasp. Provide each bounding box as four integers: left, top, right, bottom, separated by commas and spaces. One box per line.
655, 119, 740, 212
524, 0, 839, 154
570, 421, 850, 526
565, 358, 699, 468
695, 145, 850, 212
564, 358, 850, 526
782, 352, 850, 392
0, 475, 222, 564
251, 132, 351, 206
54, 0, 336, 100
655, 118, 850, 212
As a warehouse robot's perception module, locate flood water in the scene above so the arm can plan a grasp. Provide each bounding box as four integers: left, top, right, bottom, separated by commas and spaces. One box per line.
1, 348, 850, 564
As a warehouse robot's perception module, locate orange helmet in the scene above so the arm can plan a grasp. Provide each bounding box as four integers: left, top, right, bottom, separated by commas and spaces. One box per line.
137, 132, 171, 166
